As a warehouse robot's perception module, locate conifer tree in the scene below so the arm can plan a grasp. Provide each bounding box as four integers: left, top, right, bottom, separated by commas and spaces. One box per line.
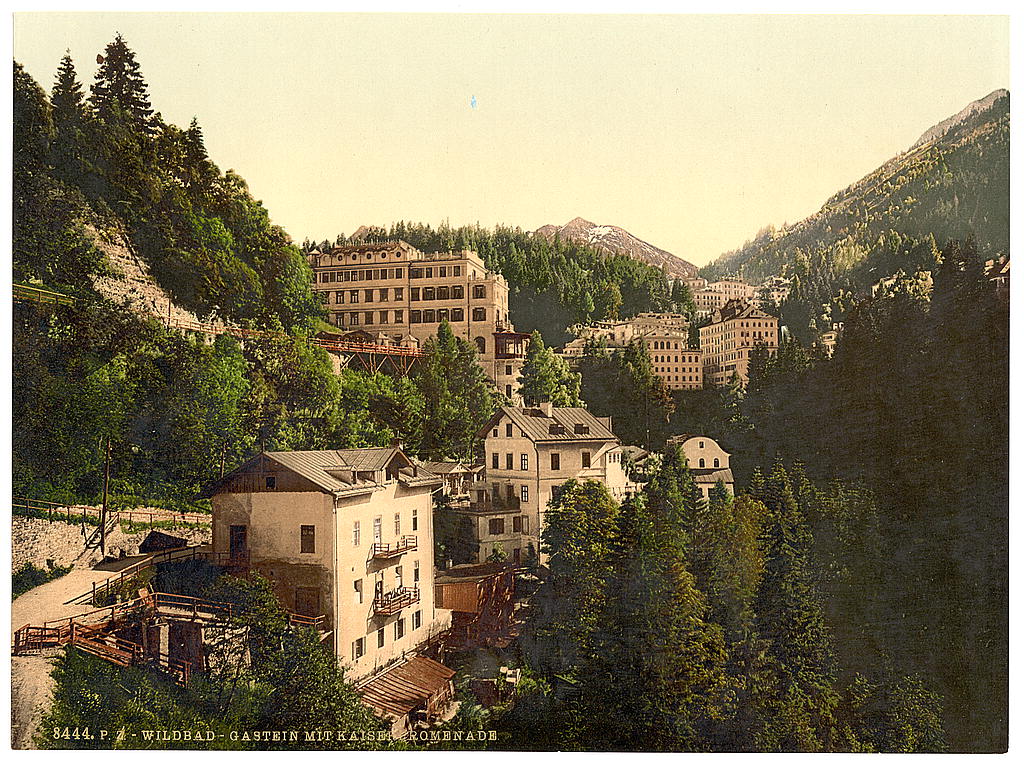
51, 51, 86, 130
525, 479, 618, 677
90, 33, 155, 133
585, 449, 730, 750
50, 52, 90, 182
747, 460, 839, 751
416, 320, 497, 460
518, 330, 582, 407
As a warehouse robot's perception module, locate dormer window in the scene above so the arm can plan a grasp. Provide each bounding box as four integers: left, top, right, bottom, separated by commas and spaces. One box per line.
574, 423, 590, 435
549, 423, 566, 435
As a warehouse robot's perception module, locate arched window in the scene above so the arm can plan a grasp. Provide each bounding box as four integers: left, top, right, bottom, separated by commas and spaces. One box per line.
713, 458, 720, 468
699, 458, 706, 468
475, 337, 486, 354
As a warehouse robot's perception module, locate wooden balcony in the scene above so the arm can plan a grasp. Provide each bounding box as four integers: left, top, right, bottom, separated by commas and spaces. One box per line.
370, 535, 417, 560
373, 586, 420, 616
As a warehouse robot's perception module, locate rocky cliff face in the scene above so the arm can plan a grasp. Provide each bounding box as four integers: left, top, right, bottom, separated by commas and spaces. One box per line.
533, 216, 698, 280
88, 226, 223, 328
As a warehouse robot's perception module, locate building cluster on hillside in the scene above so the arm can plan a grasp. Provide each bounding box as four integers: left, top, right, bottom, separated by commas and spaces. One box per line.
558, 273, 782, 390
306, 241, 530, 400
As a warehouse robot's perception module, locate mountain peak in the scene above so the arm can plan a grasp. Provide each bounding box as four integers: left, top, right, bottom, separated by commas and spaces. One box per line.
533, 218, 698, 280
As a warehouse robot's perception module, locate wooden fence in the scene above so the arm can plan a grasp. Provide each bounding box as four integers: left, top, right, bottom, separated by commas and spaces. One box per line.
13, 496, 210, 528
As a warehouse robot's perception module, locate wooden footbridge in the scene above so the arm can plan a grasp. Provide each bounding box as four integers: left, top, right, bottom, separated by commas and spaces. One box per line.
13, 283, 425, 376
13, 588, 327, 686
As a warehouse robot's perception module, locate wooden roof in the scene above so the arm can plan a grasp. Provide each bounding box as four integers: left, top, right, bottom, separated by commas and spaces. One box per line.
357, 655, 455, 718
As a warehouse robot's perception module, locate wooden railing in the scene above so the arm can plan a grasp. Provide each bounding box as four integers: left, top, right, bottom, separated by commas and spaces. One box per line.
14, 496, 211, 527
14, 590, 324, 685
85, 546, 247, 606
370, 535, 418, 559
14, 283, 426, 360
373, 586, 420, 616
287, 612, 326, 629
13, 283, 76, 307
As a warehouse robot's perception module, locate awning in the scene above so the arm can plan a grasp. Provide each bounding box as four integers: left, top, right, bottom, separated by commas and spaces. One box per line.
357, 655, 455, 719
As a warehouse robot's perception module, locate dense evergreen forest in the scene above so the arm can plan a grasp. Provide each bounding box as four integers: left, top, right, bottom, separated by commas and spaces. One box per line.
12, 37, 1008, 753
306, 221, 690, 344
564, 242, 1008, 751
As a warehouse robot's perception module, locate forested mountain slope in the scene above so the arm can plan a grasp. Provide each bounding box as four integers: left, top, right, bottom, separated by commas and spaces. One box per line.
12, 41, 496, 510
703, 90, 1008, 339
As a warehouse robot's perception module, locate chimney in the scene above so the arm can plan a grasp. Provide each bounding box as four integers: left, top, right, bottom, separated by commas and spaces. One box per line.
539, 401, 554, 417
390, 437, 404, 452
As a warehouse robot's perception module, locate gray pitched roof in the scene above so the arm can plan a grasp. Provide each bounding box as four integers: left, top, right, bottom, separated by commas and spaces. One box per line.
200, 448, 438, 498
692, 467, 734, 484
479, 406, 618, 443
420, 461, 470, 476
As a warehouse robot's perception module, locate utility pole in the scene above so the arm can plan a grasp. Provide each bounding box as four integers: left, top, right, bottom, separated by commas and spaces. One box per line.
100, 436, 111, 556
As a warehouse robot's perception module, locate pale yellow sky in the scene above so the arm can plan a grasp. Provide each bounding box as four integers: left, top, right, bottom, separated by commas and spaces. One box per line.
13, 13, 1010, 266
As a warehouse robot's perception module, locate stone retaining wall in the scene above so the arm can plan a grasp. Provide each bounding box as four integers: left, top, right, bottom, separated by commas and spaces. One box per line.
12, 516, 211, 574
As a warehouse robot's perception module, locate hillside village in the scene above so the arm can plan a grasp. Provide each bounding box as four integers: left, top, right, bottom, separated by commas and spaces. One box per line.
11, 30, 1009, 754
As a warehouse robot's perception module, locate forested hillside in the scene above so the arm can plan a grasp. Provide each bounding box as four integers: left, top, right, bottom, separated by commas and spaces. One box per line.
702, 90, 1009, 342
308, 221, 685, 344
15, 39, 320, 329
12, 41, 497, 508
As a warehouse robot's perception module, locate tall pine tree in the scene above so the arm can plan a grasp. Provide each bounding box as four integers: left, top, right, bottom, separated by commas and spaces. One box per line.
90, 33, 155, 134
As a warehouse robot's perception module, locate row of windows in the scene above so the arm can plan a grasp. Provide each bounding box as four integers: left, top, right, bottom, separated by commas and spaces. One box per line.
656, 372, 701, 382
652, 355, 701, 364
351, 610, 423, 660
335, 311, 404, 327
319, 267, 405, 283
648, 340, 685, 350
409, 266, 465, 279
322, 288, 406, 305
411, 286, 464, 301
351, 510, 419, 546
696, 458, 722, 468
488, 515, 531, 536
410, 307, 486, 323
489, 451, 589, 471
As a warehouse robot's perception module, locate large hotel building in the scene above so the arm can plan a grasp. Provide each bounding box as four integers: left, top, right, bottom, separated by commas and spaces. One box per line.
307, 241, 529, 399
699, 299, 779, 387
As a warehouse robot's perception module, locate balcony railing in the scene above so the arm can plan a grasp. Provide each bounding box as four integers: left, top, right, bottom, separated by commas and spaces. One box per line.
469, 495, 520, 513
370, 535, 418, 559
373, 586, 420, 616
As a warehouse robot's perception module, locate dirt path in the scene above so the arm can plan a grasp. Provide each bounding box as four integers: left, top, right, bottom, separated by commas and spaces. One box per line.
10, 565, 126, 749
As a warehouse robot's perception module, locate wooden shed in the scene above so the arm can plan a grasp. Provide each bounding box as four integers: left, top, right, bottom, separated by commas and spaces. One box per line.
434, 562, 515, 648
